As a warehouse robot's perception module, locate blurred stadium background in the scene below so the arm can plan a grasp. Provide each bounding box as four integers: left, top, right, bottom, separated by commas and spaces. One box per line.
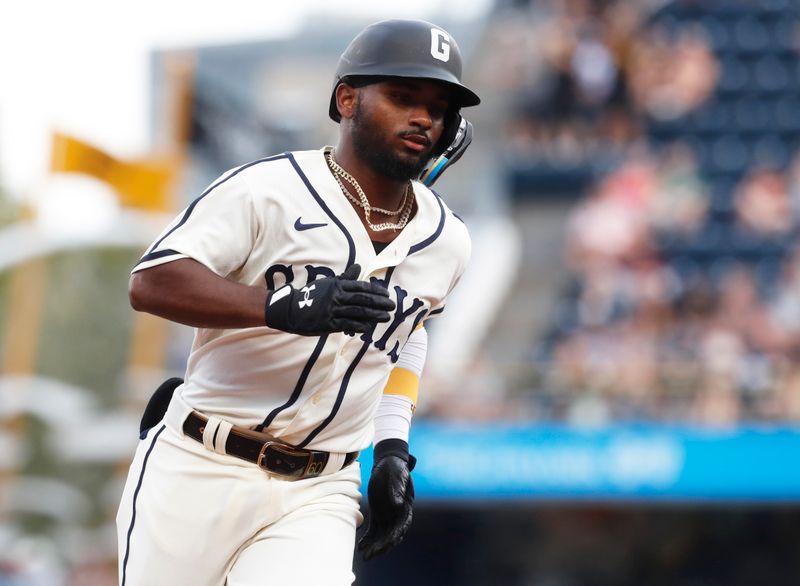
2, 0, 800, 584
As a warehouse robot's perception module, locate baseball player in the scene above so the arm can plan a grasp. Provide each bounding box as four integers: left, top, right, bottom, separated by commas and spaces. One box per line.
116, 19, 480, 586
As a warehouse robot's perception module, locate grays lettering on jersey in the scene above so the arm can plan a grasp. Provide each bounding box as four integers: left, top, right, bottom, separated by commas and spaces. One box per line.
133, 148, 470, 454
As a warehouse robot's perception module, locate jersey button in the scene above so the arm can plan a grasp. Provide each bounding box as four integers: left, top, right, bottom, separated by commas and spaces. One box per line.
311, 394, 321, 405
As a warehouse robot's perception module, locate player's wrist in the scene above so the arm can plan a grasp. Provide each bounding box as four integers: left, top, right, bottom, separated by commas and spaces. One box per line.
264, 285, 293, 330
373, 438, 416, 470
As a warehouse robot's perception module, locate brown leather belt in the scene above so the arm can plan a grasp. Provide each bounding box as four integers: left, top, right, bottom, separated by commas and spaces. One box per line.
182, 411, 358, 480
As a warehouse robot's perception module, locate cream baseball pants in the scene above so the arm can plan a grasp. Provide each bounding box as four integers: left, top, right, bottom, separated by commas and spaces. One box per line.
116, 394, 363, 586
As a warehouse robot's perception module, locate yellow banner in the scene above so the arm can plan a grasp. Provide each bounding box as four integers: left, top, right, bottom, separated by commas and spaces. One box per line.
50, 132, 177, 211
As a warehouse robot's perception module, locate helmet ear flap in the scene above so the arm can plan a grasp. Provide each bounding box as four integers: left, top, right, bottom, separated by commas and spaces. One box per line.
432, 108, 461, 157
419, 114, 473, 187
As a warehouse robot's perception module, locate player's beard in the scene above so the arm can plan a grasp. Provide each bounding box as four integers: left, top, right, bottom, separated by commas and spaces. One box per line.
350, 96, 428, 182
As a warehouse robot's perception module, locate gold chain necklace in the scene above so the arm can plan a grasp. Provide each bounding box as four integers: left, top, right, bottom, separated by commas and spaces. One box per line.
328, 152, 408, 216
326, 149, 415, 232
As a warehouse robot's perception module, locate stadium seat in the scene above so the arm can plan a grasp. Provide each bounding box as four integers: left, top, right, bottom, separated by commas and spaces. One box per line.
752, 134, 792, 168
709, 135, 750, 174
732, 16, 769, 54
717, 56, 750, 95
753, 56, 790, 94
732, 98, 772, 133
774, 97, 800, 133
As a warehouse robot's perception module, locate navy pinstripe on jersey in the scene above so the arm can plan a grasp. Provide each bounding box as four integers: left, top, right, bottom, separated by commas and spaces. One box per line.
297, 266, 397, 448
287, 152, 356, 268
135, 153, 289, 267
409, 189, 446, 255
253, 153, 360, 433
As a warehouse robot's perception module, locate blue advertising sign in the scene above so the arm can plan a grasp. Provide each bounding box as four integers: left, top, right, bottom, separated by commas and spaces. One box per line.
360, 423, 800, 502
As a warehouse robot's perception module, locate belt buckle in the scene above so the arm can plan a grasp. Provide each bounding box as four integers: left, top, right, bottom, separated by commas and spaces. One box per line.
257, 441, 311, 480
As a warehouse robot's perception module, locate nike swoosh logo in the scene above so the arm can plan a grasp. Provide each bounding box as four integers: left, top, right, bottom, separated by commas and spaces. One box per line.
294, 217, 328, 231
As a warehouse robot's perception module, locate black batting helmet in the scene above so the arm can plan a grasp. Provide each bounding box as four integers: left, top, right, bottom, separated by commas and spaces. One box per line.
328, 19, 481, 123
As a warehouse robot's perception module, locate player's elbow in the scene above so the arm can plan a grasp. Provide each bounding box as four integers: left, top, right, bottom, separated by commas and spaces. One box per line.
128, 272, 154, 313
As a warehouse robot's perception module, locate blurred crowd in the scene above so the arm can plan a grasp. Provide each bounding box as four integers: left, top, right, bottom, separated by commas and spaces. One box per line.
498, 0, 800, 425
533, 149, 800, 426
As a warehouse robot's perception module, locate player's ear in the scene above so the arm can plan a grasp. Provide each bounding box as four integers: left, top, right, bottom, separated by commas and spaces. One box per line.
336, 82, 358, 121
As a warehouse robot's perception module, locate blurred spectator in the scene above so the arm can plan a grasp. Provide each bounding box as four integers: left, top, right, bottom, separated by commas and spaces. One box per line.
648, 142, 709, 236
733, 168, 795, 237
690, 375, 741, 427
763, 359, 800, 421
788, 151, 800, 216
566, 148, 658, 269
768, 248, 800, 341
628, 24, 718, 121
716, 266, 788, 352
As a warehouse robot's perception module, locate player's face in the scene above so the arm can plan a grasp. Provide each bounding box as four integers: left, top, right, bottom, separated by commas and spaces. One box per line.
350, 79, 451, 181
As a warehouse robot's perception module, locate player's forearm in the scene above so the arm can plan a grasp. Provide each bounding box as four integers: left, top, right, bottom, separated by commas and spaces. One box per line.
373, 326, 426, 444
129, 258, 267, 329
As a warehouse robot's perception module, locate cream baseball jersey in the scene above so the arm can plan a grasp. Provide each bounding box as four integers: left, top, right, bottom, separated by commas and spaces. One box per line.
133, 148, 470, 454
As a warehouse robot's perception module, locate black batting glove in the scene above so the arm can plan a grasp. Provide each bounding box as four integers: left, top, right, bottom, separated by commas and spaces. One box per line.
358, 438, 417, 561
265, 264, 395, 336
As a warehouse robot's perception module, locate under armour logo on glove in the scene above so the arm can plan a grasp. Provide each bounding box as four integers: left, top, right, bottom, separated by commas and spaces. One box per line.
298, 284, 316, 309
264, 264, 395, 336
